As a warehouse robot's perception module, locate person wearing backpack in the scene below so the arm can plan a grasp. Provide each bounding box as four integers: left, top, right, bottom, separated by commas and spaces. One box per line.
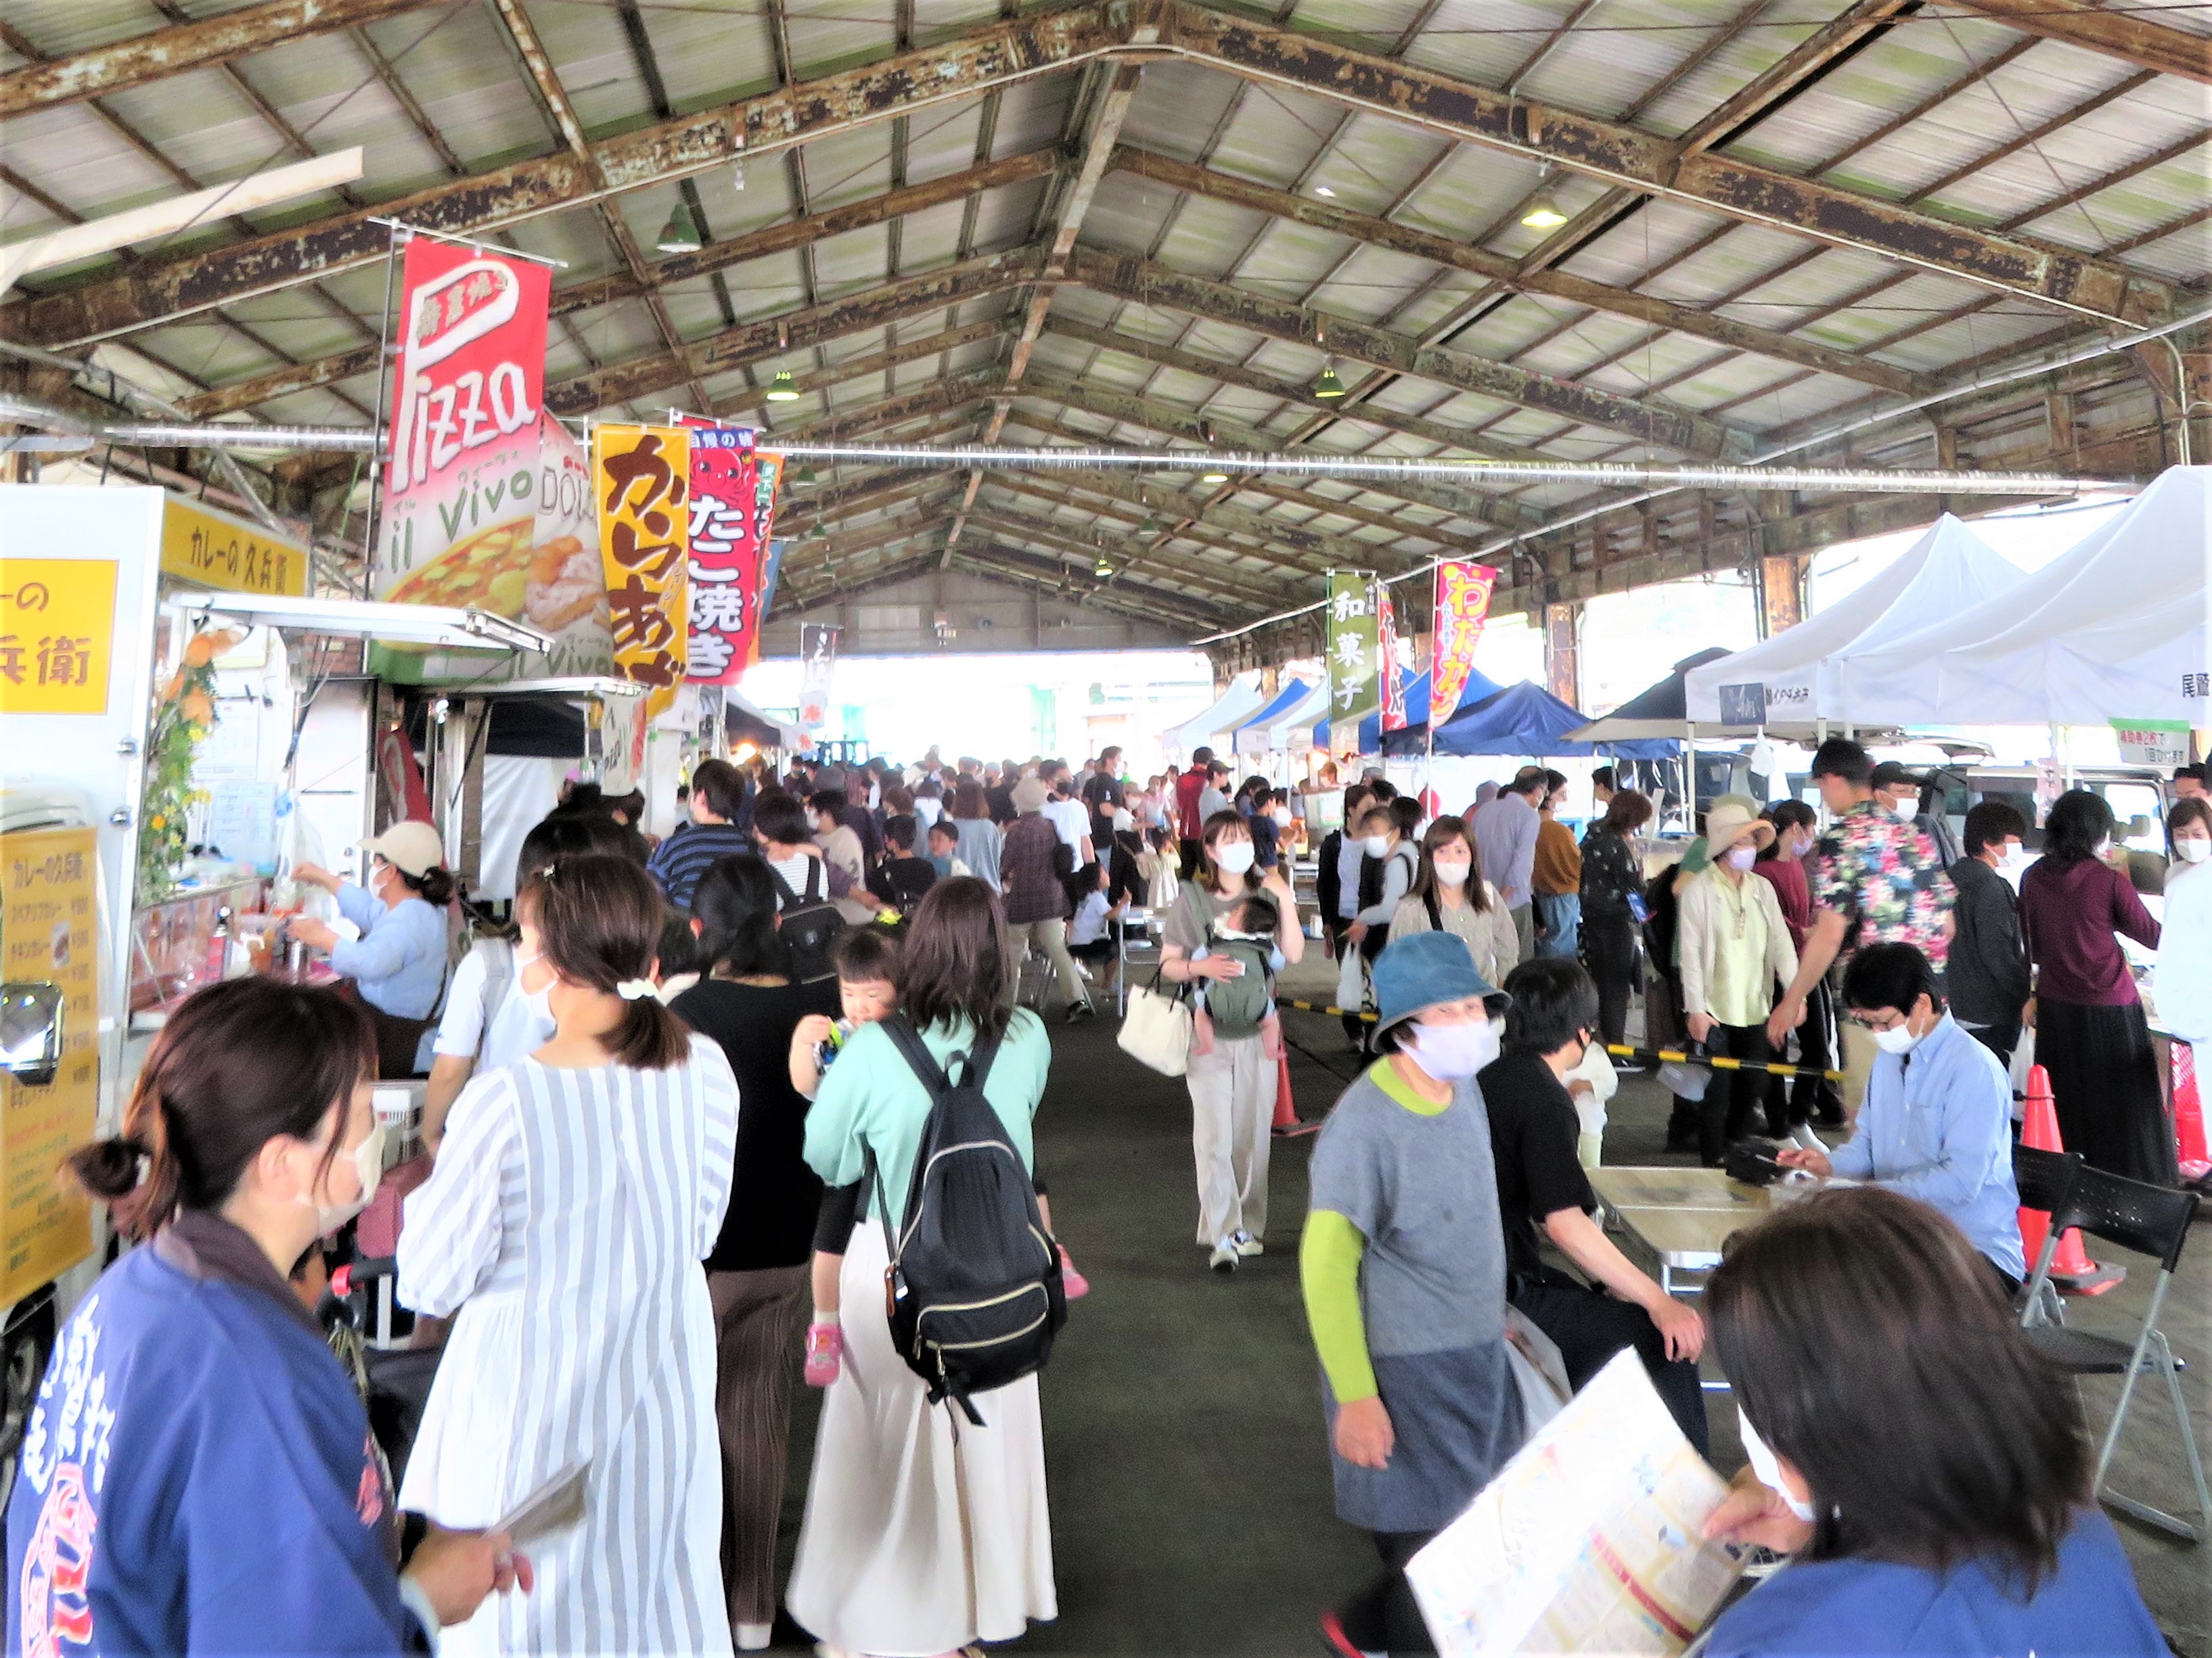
755, 791, 848, 983
1160, 810, 1307, 1274
786, 878, 1058, 1658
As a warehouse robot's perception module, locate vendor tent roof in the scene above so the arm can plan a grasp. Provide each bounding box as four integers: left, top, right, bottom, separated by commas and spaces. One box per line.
1398, 680, 1678, 758
1684, 515, 2021, 729
1165, 672, 1265, 754
1315, 664, 1509, 753
1234, 679, 1324, 754
1566, 649, 1734, 743
723, 687, 805, 750
1833, 466, 2212, 728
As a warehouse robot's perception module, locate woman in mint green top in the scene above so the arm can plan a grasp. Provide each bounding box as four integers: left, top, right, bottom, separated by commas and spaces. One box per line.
787, 878, 1058, 1658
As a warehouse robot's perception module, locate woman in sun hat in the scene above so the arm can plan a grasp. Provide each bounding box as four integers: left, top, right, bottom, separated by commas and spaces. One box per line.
1302, 930, 1522, 1658
1677, 799, 1800, 1165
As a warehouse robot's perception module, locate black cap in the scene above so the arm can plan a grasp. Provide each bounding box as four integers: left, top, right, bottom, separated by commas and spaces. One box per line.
1869, 760, 1927, 789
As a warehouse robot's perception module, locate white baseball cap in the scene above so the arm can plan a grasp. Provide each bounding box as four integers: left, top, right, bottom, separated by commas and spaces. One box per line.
359, 820, 445, 877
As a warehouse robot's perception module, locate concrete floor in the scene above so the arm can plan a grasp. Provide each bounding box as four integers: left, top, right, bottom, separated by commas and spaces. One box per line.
767, 971, 2211, 1655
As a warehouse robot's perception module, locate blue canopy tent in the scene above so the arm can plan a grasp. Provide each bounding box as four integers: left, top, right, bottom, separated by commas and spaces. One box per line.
1228, 678, 1317, 754
1313, 664, 1508, 752
1384, 679, 1678, 758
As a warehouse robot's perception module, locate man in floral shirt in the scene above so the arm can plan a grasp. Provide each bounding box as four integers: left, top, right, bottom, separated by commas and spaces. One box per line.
1767, 739, 1954, 1118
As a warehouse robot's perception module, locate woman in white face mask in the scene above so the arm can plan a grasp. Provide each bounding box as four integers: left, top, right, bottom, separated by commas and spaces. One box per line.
1676, 802, 1801, 1166
1390, 814, 1520, 986
1698, 1187, 2164, 1658
1160, 811, 1306, 1272
2153, 795, 2212, 1143
1299, 932, 1520, 1658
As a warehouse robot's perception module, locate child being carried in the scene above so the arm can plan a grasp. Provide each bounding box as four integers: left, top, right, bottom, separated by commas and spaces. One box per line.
1190, 889, 1286, 1061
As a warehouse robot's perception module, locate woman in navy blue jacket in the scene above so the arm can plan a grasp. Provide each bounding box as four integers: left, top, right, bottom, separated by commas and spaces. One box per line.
6, 977, 526, 1657
1698, 1186, 2165, 1657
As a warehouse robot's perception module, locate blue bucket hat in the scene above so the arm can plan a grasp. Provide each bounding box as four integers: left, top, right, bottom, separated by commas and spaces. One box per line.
1370, 931, 1504, 1034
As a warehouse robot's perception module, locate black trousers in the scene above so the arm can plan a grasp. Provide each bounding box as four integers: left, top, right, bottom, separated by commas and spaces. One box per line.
1337, 1528, 1435, 1654
1581, 919, 1639, 1048
1512, 1277, 1711, 1458
1178, 836, 1202, 879
1763, 975, 1841, 1132
1699, 1021, 1771, 1166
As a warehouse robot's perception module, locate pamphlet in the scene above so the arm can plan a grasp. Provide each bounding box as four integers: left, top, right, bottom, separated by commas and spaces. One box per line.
1405, 1350, 1746, 1655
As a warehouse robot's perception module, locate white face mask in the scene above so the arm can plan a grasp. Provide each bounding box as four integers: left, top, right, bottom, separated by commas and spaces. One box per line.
1997, 839, 2027, 869
1403, 1017, 1499, 1080
2177, 839, 2211, 865
1723, 844, 1759, 871
1362, 833, 1391, 858
1213, 841, 1256, 876
298, 1121, 384, 1237
1740, 1414, 1818, 1524
1872, 1021, 1922, 1057
1432, 856, 1472, 888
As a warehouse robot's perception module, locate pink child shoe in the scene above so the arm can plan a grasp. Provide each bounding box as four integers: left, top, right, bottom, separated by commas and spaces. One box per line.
803, 1321, 842, 1387
1058, 1245, 1091, 1301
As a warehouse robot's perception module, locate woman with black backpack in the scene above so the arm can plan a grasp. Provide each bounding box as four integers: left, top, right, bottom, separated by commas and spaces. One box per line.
786, 877, 1058, 1658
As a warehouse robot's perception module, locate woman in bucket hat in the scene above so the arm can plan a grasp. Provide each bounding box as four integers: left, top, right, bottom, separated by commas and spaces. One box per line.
1303, 931, 1522, 1658
1677, 800, 1799, 1166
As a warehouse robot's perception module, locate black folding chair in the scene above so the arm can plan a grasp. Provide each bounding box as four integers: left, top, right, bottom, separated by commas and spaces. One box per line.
2010, 1145, 2081, 1329
2016, 1164, 2206, 1542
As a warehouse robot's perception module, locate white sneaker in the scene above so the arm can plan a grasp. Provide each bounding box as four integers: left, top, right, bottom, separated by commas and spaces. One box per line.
1209, 1237, 1240, 1272
1231, 1228, 1265, 1258
736, 1624, 771, 1651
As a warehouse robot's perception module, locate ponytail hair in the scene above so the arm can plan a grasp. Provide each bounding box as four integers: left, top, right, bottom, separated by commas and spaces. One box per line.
397, 862, 456, 907
523, 853, 690, 1068
67, 977, 374, 1239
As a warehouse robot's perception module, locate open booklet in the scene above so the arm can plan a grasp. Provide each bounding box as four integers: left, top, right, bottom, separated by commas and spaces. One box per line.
1405, 1350, 1748, 1655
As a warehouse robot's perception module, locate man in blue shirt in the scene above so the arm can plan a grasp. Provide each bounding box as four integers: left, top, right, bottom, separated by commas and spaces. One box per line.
1780, 942, 2024, 1287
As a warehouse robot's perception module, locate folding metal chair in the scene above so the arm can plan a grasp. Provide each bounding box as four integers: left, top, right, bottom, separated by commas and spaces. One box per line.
2016, 1164, 2206, 1542
2010, 1144, 2081, 1330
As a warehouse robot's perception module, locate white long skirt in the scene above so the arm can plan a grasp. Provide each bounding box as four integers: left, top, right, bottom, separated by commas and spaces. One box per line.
786, 1226, 1057, 1657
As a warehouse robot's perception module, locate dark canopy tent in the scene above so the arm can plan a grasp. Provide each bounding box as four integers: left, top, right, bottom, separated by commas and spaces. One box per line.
1386, 679, 1678, 758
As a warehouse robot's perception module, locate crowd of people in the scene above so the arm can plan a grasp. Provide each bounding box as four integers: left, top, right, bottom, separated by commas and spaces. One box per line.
3, 733, 2190, 1658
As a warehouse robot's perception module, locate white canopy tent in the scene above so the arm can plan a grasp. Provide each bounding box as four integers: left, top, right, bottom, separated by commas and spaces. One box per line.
1163, 670, 1266, 754
1684, 513, 2022, 729
1832, 466, 2210, 728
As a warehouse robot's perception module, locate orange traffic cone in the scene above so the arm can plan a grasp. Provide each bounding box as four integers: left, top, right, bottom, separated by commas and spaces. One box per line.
2018, 1064, 2124, 1295
2171, 1039, 2209, 1184
1271, 1047, 1316, 1137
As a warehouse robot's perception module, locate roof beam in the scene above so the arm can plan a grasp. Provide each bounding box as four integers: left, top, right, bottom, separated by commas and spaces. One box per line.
1063, 246, 1747, 459
780, 373, 999, 442
1108, 146, 1927, 397
1, 4, 1119, 348
1937, 0, 2212, 85
1161, 1, 2175, 323
967, 505, 1296, 610
0, 0, 442, 119
543, 250, 1036, 416
722, 318, 1010, 424
960, 543, 1234, 626
985, 470, 1336, 578
1006, 463, 1346, 561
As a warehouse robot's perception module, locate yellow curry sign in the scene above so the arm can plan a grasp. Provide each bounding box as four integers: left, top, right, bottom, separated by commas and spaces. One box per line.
159, 497, 310, 599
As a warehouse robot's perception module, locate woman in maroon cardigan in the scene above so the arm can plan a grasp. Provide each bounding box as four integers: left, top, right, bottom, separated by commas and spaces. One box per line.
2018, 789, 2175, 1185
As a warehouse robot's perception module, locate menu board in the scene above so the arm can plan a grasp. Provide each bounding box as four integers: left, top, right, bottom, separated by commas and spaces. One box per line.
0, 827, 99, 1304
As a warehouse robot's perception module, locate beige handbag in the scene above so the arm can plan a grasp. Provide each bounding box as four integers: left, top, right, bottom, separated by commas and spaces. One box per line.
1117, 969, 1193, 1077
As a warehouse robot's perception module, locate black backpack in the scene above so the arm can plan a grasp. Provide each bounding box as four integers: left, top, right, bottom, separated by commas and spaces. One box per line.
864, 1017, 1066, 1425
767, 857, 846, 983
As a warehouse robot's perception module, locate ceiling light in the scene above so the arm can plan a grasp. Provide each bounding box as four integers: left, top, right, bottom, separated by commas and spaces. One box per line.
655, 203, 703, 253
1094, 557, 1113, 577
1201, 468, 1229, 484
1313, 364, 1347, 400
807, 520, 827, 541
793, 462, 818, 486
1313, 185, 1336, 199
765, 370, 800, 402
1521, 193, 1567, 230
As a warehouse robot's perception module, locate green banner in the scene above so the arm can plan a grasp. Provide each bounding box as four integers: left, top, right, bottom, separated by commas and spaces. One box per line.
1328, 570, 1380, 739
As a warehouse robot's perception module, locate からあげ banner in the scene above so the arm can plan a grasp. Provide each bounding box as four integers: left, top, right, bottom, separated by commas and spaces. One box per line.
593, 424, 690, 718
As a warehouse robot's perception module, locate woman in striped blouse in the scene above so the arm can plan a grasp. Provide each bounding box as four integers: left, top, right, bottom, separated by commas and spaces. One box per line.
398, 854, 741, 1657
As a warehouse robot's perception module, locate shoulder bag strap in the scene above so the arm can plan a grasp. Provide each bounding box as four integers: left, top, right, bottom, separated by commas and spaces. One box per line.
878, 1014, 950, 1097
1424, 886, 1441, 931
764, 859, 799, 906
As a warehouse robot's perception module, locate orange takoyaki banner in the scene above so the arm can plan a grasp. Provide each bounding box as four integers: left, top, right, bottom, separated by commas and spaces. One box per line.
593, 423, 690, 718
372, 237, 552, 630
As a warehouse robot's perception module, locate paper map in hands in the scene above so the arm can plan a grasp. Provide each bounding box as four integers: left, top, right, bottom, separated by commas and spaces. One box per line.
1405, 1350, 1746, 1655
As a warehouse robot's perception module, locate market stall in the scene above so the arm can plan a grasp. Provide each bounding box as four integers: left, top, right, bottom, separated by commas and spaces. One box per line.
1163, 670, 1267, 756
1387, 678, 1679, 760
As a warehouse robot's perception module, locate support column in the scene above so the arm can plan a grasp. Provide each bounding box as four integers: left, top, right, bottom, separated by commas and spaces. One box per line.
1545, 601, 1581, 710
1758, 553, 1806, 641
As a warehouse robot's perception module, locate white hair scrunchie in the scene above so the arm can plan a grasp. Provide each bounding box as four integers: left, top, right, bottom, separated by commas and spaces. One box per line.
615, 979, 656, 1000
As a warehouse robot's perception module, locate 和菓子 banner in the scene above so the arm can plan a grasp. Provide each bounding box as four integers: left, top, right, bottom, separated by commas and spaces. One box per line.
1328, 572, 1380, 743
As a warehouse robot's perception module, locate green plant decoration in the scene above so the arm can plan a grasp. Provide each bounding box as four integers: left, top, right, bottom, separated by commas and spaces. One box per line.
136, 651, 221, 906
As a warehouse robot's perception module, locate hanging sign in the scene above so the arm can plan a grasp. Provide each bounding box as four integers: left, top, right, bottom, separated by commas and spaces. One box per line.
677, 421, 775, 684
373, 238, 552, 642
749, 454, 785, 668
2111, 719, 2190, 770
1327, 571, 1380, 743
1378, 582, 1406, 733
798, 623, 839, 734
1430, 561, 1498, 727
160, 499, 309, 597
755, 536, 789, 659
593, 424, 691, 718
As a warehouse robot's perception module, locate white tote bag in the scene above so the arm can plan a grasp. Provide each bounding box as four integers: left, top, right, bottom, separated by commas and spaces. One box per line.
1334, 944, 1370, 1019
1117, 974, 1192, 1076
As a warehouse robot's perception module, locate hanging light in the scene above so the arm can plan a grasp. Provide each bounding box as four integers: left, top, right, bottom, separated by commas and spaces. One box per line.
1313, 363, 1347, 400
1521, 168, 1568, 229
1200, 466, 1229, 484
1094, 556, 1113, 578
765, 370, 800, 402
655, 202, 703, 253
793, 462, 818, 486
807, 520, 827, 541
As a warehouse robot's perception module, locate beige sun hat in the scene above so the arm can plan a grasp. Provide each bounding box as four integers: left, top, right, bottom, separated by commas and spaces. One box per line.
359, 820, 445, 877
1703, 799, 1776, 860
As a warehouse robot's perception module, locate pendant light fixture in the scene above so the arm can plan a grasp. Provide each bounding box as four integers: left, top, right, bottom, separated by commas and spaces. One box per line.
792, 462, 818, 486
765, 370, 800, 402
654, 203, 703, 253
1312, 364, 1347, 400
1520, 166, 1568, 230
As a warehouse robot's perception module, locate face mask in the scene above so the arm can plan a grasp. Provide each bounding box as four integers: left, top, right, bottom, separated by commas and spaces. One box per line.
1723, 845, 1759, 871
1362, 833, 1391, 858
1872, 1021, 1922, 1057
1740, 1414, 1818, 1524
2178, 839, 2211, 865
1997, 840, 2027, 869
1432, 857, 1471, 888
1892, 794, 1918, 815
299, 1122, 384, 1237
1403, 1017, 1499, 1080
1213, 842, 1256, 876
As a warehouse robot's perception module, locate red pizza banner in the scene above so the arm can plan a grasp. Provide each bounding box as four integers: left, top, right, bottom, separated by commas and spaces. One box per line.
1378, 582, 1405, 733
1430, 561, 1499, 726
678, 419, 760, 684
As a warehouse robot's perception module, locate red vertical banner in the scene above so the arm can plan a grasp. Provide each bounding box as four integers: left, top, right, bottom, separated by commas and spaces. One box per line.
678, 419, 759, 684
374, 237, 551, 611
749, 453, 785, 668
1378, 582, 1406, 732
1430, 561, 1499, 726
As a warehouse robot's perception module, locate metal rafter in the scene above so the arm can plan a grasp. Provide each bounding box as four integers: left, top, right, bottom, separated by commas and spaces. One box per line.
967, 504, 1301, 610
1938, 0, 2212, 83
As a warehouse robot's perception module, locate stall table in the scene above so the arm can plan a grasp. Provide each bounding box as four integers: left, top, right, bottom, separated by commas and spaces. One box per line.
1589, 1166, 1785, 1296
